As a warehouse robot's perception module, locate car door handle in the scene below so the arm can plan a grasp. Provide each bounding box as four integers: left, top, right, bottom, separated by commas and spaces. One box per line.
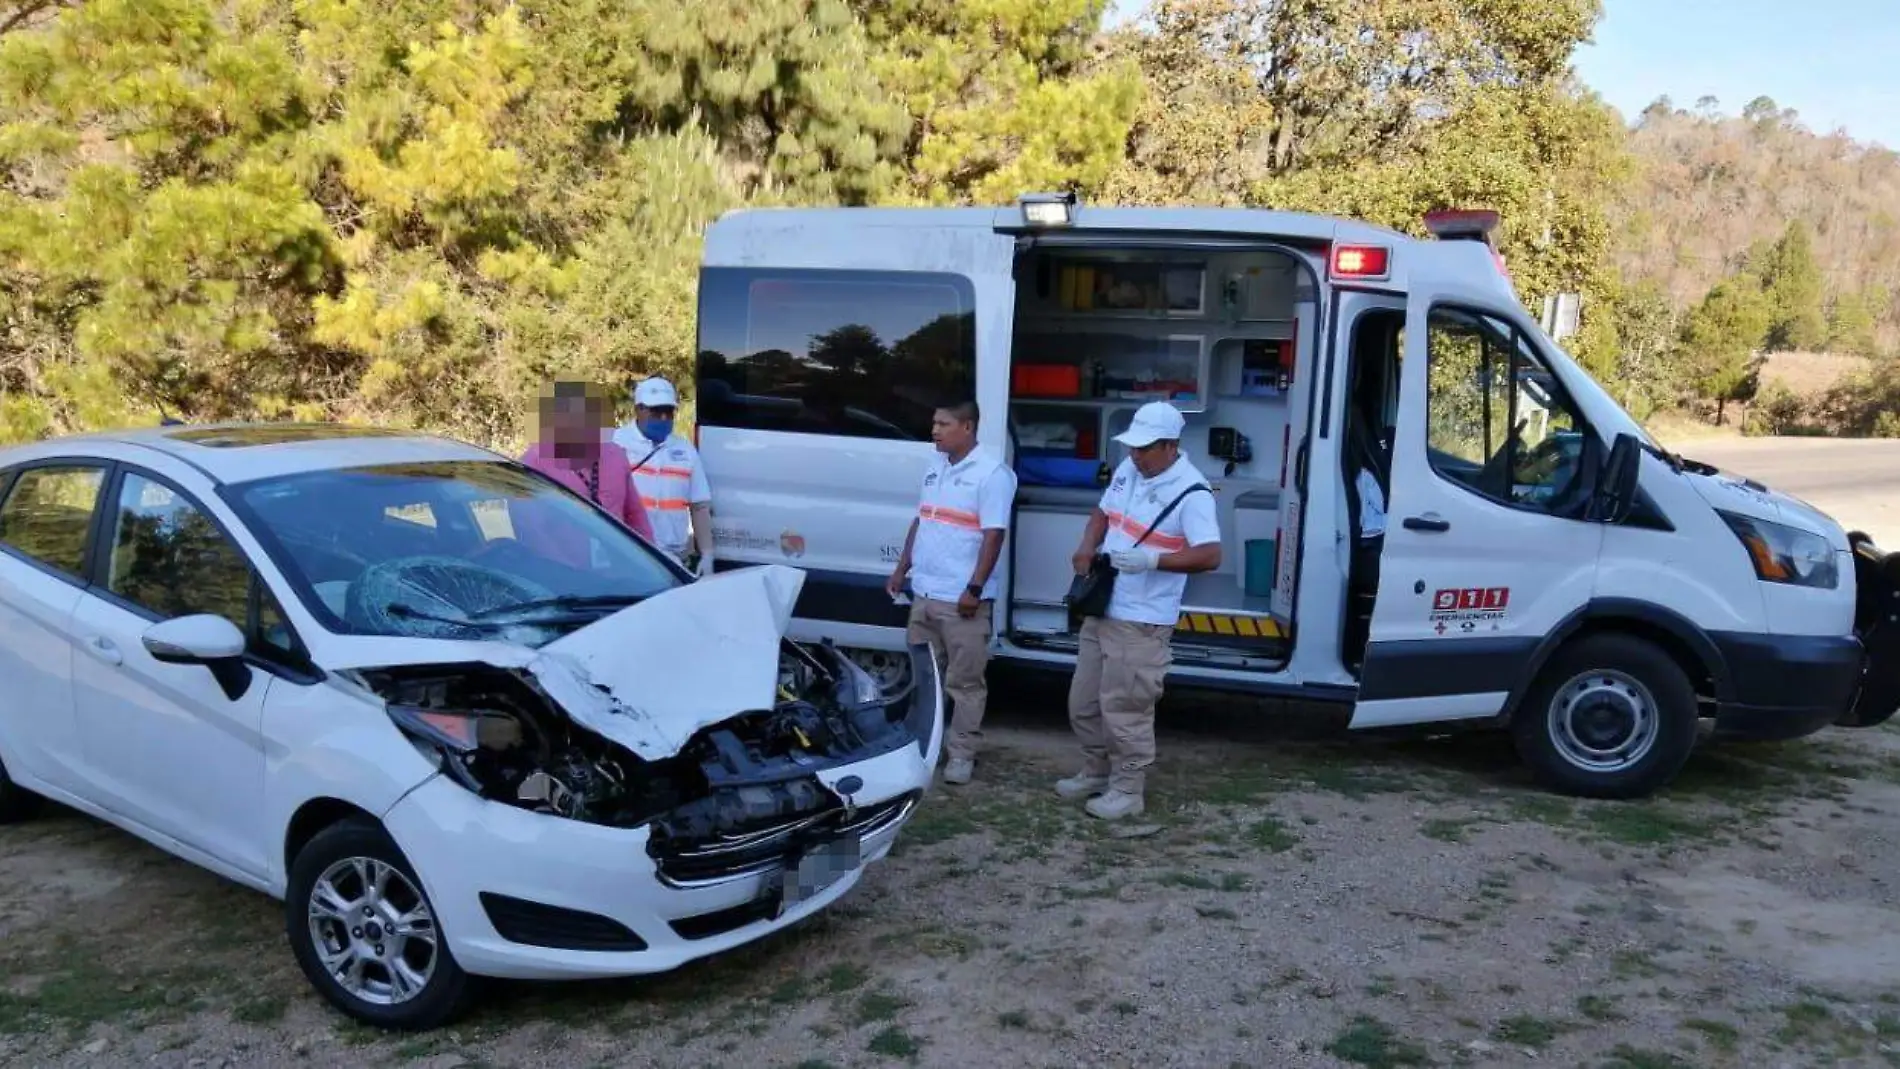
1403, 515, 1451, 533
83, 635, 122, 666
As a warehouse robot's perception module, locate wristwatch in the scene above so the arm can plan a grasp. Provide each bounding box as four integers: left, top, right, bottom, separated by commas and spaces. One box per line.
965, 583, 983, 598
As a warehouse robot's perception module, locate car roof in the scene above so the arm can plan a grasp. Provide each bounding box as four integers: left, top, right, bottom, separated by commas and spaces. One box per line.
0, 422, 508, 485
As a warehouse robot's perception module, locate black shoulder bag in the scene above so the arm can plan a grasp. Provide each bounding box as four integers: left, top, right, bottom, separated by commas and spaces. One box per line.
1065, 483, 1211, 622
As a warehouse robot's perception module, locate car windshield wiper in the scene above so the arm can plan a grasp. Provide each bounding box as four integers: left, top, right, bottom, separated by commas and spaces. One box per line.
385, 602, 601, 632
384, 603, 511, 631
468, 593, 647, 621
1638, 441, 1716, 475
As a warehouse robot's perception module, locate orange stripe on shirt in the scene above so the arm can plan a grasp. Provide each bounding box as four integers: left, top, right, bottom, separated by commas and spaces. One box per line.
640, 497, 691, 512
1104, 509, 1188, 552
920, 505, 982, 530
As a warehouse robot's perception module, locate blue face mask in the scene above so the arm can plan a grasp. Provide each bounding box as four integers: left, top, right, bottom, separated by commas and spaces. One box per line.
638, 418, 673, 444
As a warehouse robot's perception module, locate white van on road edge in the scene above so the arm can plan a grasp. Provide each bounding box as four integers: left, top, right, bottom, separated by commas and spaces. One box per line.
692, 194, 1900, 799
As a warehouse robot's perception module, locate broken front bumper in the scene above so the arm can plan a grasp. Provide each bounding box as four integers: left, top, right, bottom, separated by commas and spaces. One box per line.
381, 644, 943, 981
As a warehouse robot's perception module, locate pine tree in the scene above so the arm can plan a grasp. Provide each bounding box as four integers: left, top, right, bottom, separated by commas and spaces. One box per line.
1755, 221, 1828, 351
1680, 276, 1772, 425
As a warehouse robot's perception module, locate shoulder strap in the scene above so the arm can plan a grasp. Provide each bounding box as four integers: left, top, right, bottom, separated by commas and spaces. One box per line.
631, 441, 665, 473
1133, 484, 1211, 548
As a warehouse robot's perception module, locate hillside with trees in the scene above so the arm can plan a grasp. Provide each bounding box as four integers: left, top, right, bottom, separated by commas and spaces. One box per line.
1607, 96, 1900, 435
0, 0, 1895, 448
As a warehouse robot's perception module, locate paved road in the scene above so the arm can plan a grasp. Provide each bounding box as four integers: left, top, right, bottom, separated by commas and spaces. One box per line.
1679, 436, 1900, 547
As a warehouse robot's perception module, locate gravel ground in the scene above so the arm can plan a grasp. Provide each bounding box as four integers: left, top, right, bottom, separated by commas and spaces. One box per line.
5, 685, 1900, 1069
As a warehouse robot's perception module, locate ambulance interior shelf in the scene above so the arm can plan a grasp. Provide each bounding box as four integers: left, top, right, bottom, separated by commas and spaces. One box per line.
1008, 335, 1295, 491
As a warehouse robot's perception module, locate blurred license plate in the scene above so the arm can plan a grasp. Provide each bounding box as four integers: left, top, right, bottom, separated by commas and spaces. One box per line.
780, 834, 862, 909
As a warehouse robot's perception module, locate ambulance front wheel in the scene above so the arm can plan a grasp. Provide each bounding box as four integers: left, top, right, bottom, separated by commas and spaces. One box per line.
1511, 633, 1699, 800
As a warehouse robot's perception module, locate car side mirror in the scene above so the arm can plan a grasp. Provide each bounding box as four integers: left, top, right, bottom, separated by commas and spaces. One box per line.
1593, 432, 1642, 524
143, 614, 246, 664
142, 615, 253, 701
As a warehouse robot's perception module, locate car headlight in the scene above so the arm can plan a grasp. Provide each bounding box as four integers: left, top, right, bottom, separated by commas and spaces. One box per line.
1718, 511, 1838, 589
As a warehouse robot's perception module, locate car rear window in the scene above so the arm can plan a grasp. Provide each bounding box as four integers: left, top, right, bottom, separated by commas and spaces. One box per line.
0, 466, 106, 579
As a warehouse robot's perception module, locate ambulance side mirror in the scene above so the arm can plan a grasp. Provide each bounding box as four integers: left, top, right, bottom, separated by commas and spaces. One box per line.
1594, 433, 1641, 524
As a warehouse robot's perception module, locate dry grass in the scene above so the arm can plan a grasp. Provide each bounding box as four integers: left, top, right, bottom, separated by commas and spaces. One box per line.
1761, 351, 1873, 397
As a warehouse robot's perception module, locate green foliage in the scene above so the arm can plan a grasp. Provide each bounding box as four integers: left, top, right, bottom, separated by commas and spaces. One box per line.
1827, 288, 1882, 357
1680, 276, 1771, 424
1097, 0, 1275, 204
1755, 221, 1828, 351
0, 0, 902, 447
1743, 380, 1809, 437
0, 0, 1892, 447
1812, 358, 1900, 437
856, 0, 1141, 204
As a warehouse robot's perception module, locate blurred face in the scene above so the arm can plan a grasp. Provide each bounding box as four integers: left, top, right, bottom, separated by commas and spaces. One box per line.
538, 383, 610, 457
1129, 439, 1179, 479
931, 409, 975, 455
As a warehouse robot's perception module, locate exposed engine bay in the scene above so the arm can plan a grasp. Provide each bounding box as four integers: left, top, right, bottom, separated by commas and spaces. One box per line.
353, 640, 924, 838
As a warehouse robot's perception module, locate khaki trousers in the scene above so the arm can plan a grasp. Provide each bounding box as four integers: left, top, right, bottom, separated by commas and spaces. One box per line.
907, 597, 993, 762
1067, 616, 1173, 796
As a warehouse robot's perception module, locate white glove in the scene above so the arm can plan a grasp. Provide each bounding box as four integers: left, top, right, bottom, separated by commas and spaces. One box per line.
695, 553, 716, 579
1110, 547, 1160, 574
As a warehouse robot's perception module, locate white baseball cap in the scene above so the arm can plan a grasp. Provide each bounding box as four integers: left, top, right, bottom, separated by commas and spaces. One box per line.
1112, 401, 1187, 448
633, 376, 678, 408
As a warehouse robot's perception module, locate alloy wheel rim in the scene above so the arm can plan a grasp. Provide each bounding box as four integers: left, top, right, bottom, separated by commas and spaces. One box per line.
307, 857, 438, 1006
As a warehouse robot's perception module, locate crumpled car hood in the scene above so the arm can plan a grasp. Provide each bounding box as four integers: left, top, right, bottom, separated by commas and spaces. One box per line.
533, 564, 806, 759
324, 564, 809, 762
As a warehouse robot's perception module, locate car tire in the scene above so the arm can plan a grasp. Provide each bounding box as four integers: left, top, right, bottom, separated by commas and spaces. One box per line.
286, 817, 475, 1030
0, 756, 37, 824
1511, 633, 1699, 800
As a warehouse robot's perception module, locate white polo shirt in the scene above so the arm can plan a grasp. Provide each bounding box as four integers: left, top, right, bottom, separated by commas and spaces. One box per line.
611, 429, 711, 555
910, 447, 1016, 603
1098, 454, 1221, 626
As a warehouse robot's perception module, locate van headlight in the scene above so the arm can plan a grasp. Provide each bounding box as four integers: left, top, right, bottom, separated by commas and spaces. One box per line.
1718, 511, 1838, 589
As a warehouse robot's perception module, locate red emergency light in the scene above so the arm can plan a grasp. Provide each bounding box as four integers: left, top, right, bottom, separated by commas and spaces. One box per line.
1330, 245, 1390, 280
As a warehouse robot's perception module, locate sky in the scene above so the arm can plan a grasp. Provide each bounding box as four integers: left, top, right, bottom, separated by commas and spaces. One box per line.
1105, 0, 1900, 149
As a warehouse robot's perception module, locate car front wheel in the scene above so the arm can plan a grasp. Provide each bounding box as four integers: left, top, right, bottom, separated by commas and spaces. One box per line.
1511, 633, 1700, 800
286, 817, 474, 1030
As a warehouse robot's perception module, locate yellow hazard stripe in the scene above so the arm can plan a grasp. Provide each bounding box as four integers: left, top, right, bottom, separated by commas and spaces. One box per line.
1173, 612, 1285, 639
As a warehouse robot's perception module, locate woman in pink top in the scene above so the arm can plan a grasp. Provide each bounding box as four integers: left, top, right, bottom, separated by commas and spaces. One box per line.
517, 381, 655, 556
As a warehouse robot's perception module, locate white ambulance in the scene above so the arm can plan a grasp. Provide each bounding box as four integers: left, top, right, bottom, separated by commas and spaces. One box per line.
690, 194, 1900, 799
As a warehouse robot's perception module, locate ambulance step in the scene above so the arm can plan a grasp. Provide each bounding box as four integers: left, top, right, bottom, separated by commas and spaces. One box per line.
1174, 611, 1286, 643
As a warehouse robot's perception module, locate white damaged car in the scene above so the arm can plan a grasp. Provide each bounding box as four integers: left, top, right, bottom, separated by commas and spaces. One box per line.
0, 423, 943, 1029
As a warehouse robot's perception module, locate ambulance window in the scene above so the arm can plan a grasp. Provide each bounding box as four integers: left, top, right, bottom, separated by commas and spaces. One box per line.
1425, 308, 1589, 514
696, 268, 977, 441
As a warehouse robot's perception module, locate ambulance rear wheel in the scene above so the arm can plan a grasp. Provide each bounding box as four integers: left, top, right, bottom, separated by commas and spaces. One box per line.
1512, 633, 1698, 800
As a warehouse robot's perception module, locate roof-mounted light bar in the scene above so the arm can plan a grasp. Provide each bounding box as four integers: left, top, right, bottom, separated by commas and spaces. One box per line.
1019, 191, 1078, 229
1422, 208, 1502, 246
1424, 208, 1512, 284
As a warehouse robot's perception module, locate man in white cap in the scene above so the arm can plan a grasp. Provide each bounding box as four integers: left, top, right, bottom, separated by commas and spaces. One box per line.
612, 375, 715, 576
1056, 401, 1222, 820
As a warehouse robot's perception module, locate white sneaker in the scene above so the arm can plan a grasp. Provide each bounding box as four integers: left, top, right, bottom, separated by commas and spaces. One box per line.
942, 758, 974, 785
1085, 790, 1145, 821
1054, 773, 1110, 800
